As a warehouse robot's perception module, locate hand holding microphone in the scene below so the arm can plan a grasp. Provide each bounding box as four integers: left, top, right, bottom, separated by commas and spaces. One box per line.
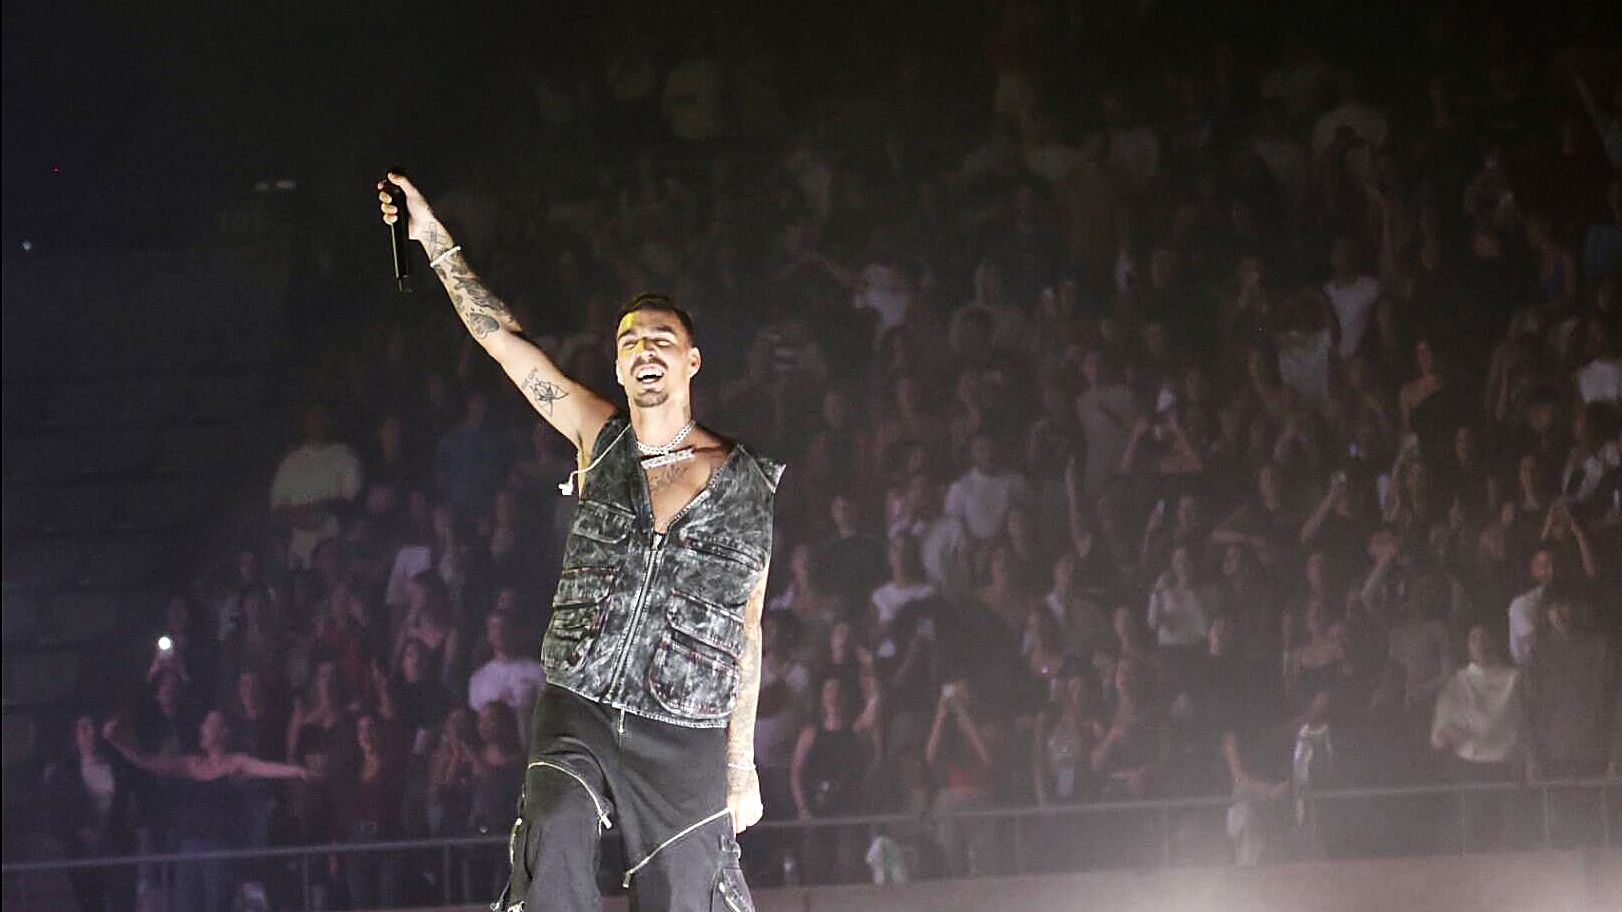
378, 170, 448, 292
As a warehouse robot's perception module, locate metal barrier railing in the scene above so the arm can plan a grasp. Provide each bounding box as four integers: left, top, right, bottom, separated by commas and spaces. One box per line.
4, 777, 1617, 910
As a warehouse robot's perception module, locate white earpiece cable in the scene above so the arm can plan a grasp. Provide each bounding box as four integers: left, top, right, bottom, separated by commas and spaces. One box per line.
559, 421, 632, 496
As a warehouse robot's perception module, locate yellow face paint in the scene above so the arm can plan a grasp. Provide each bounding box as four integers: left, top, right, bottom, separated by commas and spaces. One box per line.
616, 311, 639, 339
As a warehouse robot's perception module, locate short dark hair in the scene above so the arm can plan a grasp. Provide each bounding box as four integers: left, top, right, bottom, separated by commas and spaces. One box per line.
617, 293, 696, 342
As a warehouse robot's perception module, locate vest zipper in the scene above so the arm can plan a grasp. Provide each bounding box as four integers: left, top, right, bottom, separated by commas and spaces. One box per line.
606, 445, 733, 714
663, 488, 711, 531
606, 530, 666, 704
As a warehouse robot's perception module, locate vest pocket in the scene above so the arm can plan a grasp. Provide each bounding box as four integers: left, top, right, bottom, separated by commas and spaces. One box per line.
647, 632, 740, 720
675, 532, 765, 605
552, 566, 618, 607
571, 499, 634, 543
680, 532, 766, 570
543, 567, 615, 674
668, 590, 744, 657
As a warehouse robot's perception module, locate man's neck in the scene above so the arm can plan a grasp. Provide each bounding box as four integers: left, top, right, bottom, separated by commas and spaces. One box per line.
630, 400, 694, 449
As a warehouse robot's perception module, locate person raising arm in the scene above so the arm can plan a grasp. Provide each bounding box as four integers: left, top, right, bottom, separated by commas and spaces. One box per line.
103, 711, 309, 782
377, 173, 616, 455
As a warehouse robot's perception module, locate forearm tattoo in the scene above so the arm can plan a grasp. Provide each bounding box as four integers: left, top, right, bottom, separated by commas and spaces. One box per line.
422, 220, 521, 340
727, 579, 766, 766
520, 369, 569, 416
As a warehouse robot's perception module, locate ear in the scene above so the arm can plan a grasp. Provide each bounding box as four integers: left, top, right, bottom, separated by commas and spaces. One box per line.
688, 346, 702, 378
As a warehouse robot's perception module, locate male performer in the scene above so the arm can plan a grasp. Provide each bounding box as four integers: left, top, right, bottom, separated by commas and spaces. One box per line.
380, 173, 776, 912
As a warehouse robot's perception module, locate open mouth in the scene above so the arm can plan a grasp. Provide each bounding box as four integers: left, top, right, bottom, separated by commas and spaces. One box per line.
633, 361, 666, 385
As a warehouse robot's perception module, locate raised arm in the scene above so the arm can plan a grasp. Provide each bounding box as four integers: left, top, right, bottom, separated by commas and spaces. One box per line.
949, 699, 994, 768
378, 173, 614, 450
724, 568, 769, 834
1031, 715, 1052, 806
925, 689, 952, 767
101, 720, 189, 777
232, 754, 310, 781
1301, 475, 1346, 544
1567, 510, 1599, 579
789, 726, 816, 820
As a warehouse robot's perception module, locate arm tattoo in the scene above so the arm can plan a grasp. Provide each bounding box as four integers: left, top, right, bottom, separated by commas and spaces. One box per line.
422, 220, 522, 340
727, 571, 768, 767
420, 220, 454, 259
521, 369, 569, 416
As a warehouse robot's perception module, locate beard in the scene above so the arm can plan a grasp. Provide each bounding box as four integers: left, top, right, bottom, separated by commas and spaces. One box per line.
632, 388, 671, 408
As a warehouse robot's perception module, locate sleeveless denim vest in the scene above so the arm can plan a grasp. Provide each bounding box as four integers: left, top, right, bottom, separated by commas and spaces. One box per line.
540, 415, 782, 728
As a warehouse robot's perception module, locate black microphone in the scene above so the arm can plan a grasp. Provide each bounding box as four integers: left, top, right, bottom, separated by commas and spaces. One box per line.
384, 173, 412, 293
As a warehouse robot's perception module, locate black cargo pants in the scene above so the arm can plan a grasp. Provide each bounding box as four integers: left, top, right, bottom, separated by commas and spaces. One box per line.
494, 685, 754, 912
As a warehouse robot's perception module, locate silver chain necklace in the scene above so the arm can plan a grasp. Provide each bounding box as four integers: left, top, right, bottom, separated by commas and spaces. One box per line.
636, 419, 696, 461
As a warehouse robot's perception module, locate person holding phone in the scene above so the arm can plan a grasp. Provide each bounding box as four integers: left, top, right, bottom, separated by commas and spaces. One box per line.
925, 679, 1000, 876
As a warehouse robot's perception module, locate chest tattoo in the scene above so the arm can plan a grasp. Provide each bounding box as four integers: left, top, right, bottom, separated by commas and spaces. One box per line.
644, 460, 693, 496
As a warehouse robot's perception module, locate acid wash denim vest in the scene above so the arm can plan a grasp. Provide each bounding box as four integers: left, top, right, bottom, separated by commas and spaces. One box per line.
540, 415, 783, 729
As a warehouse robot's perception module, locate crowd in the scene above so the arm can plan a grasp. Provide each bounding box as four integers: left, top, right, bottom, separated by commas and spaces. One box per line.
35, 1, 1622, 909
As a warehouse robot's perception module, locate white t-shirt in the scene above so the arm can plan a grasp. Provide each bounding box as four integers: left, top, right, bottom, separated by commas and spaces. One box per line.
270, 442, 363, 568
1146, 583, 1210, 648
854, 263, 912, 331
944, 469, 1029, 541
1324, 275, 1381, 359
81, 755, 116, 822
1431, 663, 1525, 763
1276, 328, 1332, 411
1076, 384, 1137, 496
468, 658, 547, 714
1561, 441, 1620, 504
871, 581, 937, 659
871, 581, 936, 625
1507, 586, 1546, 666
900, 516, 972, 597
1575, 358, 1621, 404
269, 442, 363, 510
